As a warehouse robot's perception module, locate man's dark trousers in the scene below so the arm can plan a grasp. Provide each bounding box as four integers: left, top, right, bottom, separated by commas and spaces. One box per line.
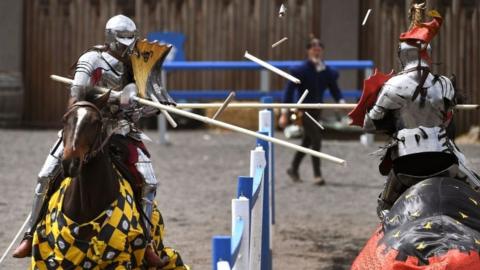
291, 110, 322, 177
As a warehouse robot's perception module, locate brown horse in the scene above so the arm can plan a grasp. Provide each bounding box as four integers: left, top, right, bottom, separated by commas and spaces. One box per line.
31, 92, 187, 269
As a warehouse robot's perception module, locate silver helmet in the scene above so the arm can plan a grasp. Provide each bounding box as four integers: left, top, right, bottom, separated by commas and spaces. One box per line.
398, 41, 432, 70
105, 15, 138, 56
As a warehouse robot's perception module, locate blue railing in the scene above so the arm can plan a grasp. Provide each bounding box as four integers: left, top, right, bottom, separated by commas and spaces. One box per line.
163, 60, 373, 71
157, 60, 373, 144
162, 60, 374, 101
169, 89, 361, 101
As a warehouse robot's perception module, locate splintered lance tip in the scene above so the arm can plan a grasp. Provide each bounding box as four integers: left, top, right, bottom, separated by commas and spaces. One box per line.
272, 37, 288, 48
362, 9, 372, 26
279, 4, 286, 18
244, 51, 301, 84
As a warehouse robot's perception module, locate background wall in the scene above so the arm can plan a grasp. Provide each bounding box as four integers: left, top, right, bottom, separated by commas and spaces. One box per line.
20, 0, 480, 133
0, 0, 23, 71
23, 0, 324, 127
321, 0, 360, 90
0, 0, 23, 127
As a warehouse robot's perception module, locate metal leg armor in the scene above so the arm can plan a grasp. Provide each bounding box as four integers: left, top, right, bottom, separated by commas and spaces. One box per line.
27, 138, 63, 234
134, 148, 158, 240
377, 171, 407, 219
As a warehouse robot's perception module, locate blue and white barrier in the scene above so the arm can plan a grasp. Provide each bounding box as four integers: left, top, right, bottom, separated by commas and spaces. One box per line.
212, 100, 275, 270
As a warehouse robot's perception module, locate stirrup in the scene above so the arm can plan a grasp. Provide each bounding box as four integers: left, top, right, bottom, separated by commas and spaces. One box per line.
22, 232, 33, 241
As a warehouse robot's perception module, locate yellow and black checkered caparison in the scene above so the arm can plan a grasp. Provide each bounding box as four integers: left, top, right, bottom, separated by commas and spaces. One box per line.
31, 175, 187, 270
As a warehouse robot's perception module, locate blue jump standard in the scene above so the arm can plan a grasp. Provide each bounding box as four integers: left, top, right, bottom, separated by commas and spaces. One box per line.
257, 132, 272, 270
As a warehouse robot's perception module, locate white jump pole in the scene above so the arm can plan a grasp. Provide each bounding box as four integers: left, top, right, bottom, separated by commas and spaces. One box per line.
250, 146, 267, 177
173, 103, 479, 110
217, 261, 231, 270
232, 197, 250, 270
50, 75, 346, 166
249, 147, 265, 270
258, 110, 271, 134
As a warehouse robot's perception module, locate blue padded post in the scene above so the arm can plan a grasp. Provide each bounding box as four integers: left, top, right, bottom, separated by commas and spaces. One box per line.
237, 176, 253, 201
212, 235, 231, 270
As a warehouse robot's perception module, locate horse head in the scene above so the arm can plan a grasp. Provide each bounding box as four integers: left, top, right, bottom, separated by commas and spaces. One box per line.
62, 91, 110, 177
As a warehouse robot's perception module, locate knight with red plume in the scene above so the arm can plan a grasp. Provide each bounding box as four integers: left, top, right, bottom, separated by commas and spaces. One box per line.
348, 2, 480, 219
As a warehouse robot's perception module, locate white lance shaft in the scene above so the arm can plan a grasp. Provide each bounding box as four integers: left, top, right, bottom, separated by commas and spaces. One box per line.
294, 90, 325, 130
138, 97, 346, 165
297, 89, 309, 105
51, 75, 346, 165
174, 103, 479, 110
244, 51, 301, 84
0, 212, 31, 266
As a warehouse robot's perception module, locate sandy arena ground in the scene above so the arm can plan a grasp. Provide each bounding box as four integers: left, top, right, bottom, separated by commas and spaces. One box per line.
1, 129, 479, 269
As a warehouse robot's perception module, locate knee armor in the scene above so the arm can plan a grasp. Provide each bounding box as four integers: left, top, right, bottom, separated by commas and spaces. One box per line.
28, 138, 63, 233
134, 148, 158, 234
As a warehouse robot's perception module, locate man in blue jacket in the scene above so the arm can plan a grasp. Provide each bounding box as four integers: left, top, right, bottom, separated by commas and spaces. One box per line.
279, 37, 345, 185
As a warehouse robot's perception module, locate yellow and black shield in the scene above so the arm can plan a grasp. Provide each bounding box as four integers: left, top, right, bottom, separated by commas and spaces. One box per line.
130, 39, 172, 100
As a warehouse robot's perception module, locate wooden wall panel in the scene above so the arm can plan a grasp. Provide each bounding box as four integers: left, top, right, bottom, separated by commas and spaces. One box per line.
24, 0, 479, 133
23, 0, 321, 127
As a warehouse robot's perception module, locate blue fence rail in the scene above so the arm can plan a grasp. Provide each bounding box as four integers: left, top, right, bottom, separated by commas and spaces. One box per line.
211, 98, 275, 270
157, 60, 373, 144
162, 60, 374, 101
163, 60, 373, 70
169, 89, 361, 101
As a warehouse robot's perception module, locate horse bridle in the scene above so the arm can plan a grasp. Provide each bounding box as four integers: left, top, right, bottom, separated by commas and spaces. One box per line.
63, 101, 115, 163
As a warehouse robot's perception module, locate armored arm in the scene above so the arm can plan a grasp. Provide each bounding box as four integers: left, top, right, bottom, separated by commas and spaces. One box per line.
436, 75, 456, 126
70, 51, 102, 102
149, 79, 176, 106
364, 83, 405, 133
118, 83, 160, 121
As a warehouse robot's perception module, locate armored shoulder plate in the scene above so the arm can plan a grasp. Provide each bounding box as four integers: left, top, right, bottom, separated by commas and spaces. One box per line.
75, 50, 104, 77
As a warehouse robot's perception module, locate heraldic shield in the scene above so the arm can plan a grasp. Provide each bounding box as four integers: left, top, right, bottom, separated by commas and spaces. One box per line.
130, 39, 176, 104
348, 68, 394, 127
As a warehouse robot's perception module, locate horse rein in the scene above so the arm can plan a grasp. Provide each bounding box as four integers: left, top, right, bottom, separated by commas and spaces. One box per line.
63, 101, 120, 163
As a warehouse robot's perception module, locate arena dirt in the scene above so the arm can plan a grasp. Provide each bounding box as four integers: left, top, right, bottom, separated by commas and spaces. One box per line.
1, 129, 479, 269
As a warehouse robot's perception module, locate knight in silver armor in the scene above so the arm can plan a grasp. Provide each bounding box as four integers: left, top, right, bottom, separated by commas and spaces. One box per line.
363, 8, 480, 218
13, 15, 170, 264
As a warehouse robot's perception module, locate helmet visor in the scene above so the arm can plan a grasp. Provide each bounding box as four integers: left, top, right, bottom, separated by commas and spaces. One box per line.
115, 30, 137, 46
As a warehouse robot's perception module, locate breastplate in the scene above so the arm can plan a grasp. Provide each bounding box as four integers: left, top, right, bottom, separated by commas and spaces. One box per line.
99, 52, 127, 89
